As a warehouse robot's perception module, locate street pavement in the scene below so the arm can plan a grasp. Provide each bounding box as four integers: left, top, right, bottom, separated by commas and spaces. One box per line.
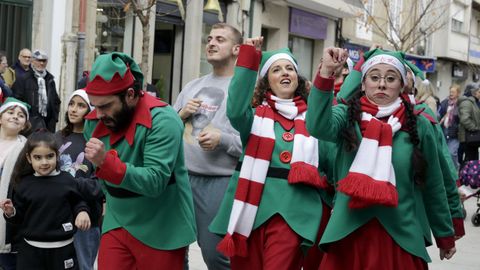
427, 196, 480, 270
188, 197, 480, 270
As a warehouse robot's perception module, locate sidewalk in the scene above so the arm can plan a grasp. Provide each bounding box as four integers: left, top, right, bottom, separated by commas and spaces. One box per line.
188, 198, 480, 270
428, 196, 480, 270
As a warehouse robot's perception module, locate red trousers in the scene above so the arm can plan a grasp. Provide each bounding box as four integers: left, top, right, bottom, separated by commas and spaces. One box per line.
230, 215, 303, 270
302, 203, 331, 270
98, 228, 186, 270
320, 219, 428, 270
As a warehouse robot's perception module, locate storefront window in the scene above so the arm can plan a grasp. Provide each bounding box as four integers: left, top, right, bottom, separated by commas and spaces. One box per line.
288, 35, 313, 79
95, 4, 126, 56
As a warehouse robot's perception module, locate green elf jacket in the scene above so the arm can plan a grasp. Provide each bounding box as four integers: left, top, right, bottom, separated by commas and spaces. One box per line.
336, 65, 464, 246
413, 103, 465, 246
209, 45, 334, 250
306, 75, 455, 262
84, 93, 196, 250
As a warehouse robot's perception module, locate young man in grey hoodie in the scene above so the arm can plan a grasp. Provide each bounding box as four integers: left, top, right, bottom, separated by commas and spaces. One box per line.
173, 23, 243, 270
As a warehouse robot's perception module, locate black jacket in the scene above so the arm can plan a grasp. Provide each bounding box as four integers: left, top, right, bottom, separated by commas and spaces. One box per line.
5, 172, 89, 242
12, 69, 61, 132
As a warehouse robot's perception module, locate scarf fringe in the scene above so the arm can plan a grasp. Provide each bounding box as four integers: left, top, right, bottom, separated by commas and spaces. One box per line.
288, 162, 328, 189
217, 233, 248, 258
337, 172, 398, 208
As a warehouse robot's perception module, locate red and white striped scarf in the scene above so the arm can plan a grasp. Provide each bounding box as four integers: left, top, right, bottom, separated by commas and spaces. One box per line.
217, 92, 326, 257
337, 96, 407, 208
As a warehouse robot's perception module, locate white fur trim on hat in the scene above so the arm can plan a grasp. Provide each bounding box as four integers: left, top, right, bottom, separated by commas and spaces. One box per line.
69, 89, 93, 111
260, 53, 298, 77
361, 55, 407, 84
0, 101, 29, 120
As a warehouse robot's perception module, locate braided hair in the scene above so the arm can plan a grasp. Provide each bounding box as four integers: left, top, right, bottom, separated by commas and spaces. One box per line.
341, 88, 362, 152
401, 97, 426, 185
341, 89, 426, 185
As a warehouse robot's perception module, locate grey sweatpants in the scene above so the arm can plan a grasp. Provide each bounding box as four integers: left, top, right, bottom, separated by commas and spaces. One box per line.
188, 174, 230, 270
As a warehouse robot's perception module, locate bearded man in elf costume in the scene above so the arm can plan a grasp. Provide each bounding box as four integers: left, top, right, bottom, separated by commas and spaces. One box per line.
83, 52, 196, 270
336, 49, 465, 249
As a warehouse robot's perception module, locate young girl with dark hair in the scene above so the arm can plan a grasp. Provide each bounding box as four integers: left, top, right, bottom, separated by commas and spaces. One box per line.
0, 130, 90, 270
55, 89, 103, 270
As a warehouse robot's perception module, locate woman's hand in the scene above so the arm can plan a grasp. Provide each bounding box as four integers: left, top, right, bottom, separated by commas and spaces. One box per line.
439, 247, 456, 260
245, 36, 263, 51
0, 199, 15, 217
75, 211, 91, 231
318, 47, 348, 78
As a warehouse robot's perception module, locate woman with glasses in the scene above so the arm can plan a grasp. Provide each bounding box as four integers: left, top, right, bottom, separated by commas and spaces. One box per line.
306, 48, 456, 269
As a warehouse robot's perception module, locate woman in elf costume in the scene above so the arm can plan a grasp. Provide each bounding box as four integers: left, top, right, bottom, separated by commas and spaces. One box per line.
306, 47, 456, 269
209, 37, 334, 270
336, 50, 465, 247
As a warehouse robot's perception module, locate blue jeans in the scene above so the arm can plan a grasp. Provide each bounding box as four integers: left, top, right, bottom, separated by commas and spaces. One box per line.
74, 227, 101, 270
0, 253, 16, 270
446, 138, 460, 169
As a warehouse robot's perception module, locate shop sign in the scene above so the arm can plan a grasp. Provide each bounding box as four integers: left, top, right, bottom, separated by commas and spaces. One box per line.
289, 8, 327, 40
404, 55, 436, 73
344, 42, 369, 62
452, 63, 467, 79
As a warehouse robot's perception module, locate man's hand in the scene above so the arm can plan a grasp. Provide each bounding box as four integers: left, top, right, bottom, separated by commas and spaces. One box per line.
197, 130, 221, 151
179, 98, 202, 121
318, 47, 349, 78
0, 199, 14, 217
85, 138, 106, 167
75, 211, 91, 231
440, 247, 456, 260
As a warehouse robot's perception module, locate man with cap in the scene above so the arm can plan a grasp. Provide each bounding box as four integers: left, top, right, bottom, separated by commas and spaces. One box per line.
11, 49, 60, 132
82, 52, 196, 270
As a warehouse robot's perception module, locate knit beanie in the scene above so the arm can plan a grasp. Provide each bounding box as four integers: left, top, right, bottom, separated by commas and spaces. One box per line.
69, 89, 93, 111
259, 48, 298, 77
0, 97, 30, 120
85, 52, 143, 95
338, 48, 426, 101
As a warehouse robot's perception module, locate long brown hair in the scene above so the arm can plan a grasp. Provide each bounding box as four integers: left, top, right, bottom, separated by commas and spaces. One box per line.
252, 74, 309, 107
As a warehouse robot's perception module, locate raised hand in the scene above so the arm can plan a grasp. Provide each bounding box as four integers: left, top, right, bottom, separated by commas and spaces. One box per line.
85, 138, 106, 167
245, 36, 263, 51
318, 47, 349, 78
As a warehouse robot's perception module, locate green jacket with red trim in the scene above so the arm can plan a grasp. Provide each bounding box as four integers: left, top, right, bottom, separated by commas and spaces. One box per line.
412, 103, 465, 246
209, 45, 335, 251
83, 92, 196, 250
306, 74, 455, 262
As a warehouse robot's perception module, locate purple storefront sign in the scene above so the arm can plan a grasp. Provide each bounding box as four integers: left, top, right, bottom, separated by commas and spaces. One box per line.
289, 8, 327, 40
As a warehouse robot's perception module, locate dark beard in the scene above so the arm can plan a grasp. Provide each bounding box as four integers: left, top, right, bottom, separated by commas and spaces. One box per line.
100, 100, 135, 133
